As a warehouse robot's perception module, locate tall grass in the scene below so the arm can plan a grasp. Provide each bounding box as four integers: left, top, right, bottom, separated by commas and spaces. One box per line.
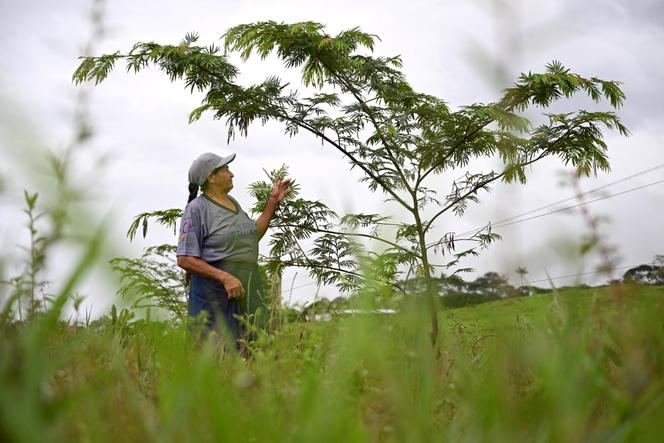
1, 282, 662, 442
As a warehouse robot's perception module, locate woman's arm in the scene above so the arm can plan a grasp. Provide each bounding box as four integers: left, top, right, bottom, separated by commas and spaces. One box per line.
255, 196, 279, 240
256, 178, 292, 240
177, 256, 245, 299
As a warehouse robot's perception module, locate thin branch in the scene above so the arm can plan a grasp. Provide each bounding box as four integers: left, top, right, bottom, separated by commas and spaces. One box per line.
424, 151, 549, 232
272, 223, 412, 255
418, 117, 484, 186
277, 260, 404, 294
277, 111, 415, 211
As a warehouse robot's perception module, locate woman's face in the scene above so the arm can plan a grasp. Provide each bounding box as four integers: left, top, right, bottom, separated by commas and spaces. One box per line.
208, 165, 234, 192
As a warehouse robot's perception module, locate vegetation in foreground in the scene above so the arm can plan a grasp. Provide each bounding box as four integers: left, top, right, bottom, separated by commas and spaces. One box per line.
1, 284, 663, 442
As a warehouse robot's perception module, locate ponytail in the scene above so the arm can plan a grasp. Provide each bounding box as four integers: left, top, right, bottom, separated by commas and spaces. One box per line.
187, 182, 199, 205
185, 182, 199, 288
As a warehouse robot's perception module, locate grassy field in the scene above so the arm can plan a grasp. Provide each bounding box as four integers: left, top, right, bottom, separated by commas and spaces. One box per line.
1, 285, 663, 442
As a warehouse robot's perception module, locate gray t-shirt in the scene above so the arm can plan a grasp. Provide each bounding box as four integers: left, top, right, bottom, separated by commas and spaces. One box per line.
176, 194, 259, 264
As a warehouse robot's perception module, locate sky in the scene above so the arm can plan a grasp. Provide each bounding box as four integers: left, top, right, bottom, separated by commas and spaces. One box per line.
1, 0, 663, 314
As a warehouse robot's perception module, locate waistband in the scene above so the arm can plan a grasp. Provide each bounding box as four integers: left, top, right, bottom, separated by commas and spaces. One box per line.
207, 259, 258, 270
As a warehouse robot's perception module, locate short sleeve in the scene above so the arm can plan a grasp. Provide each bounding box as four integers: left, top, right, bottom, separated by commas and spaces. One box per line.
176, 201, 204, 257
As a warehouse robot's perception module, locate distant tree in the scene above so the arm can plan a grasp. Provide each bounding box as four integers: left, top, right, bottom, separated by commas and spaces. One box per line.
438, 272, 468, 294
74, 22, 628, 346
623, 256, 664, 285
467, 272, 516, 298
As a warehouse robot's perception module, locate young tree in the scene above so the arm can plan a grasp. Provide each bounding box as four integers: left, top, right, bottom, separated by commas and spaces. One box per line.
74, 22, 627, 345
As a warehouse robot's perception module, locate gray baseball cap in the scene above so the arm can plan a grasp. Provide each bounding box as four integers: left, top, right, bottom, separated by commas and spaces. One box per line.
188, 152, 236, 186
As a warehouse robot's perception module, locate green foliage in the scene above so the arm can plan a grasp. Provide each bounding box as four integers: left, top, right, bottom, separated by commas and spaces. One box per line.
110, 244, 187, 320
73, 23, 627, 271
2, 184, 103, 323
245, 167, 417, 295
18, 191, 49, 318
249, 167, 363, 292
223, 22, 378, 88
126, 208, 183, 241
501, 61, 626, 110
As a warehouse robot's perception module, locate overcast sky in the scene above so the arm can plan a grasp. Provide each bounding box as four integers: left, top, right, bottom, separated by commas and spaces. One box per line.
1, 0, 663, 312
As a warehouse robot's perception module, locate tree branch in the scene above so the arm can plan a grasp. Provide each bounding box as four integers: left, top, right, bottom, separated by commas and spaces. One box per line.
276, 260, 404, 294
276, 111, 415, 211
317, 57, 416, 199
417, 95, 532, 187
424, 151, 549, 232
423, 114, 590, 232
272, 223, 413, 255
166, 53, 414, 212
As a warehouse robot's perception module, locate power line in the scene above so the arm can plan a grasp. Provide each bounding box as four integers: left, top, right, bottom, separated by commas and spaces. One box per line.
527, 263, 645, 284
491, 178, 664, 230
488, 163, 664, 227
458, 175, 664, 236
457, 164, 664, 237
282, 280, 318, 293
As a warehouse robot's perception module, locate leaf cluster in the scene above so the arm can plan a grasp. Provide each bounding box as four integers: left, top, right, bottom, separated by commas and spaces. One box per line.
127, 209, 183, 241
110, 244, 187, 320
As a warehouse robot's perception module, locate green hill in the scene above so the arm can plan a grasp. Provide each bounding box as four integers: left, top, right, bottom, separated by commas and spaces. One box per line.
447, 284, 664, 331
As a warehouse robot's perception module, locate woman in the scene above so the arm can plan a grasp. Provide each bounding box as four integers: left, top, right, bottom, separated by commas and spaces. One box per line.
176, 152, 292, 345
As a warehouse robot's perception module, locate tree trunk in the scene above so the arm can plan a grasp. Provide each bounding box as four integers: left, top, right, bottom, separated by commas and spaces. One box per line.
413, 209, 439, 347
421, 253, 439, 348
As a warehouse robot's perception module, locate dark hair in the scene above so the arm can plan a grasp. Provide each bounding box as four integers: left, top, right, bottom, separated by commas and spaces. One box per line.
184, 182, 200, 287
188, 182, 199, 205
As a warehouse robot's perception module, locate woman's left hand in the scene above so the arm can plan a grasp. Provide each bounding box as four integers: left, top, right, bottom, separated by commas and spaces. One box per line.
270, 178, 293, 203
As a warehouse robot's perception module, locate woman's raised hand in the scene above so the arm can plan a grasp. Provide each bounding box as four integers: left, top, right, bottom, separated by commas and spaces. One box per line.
270, 178, 293, 203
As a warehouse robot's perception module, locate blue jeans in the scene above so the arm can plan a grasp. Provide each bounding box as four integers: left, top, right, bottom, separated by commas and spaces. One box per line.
188, 260, 265, 345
